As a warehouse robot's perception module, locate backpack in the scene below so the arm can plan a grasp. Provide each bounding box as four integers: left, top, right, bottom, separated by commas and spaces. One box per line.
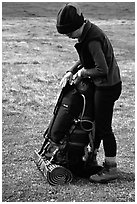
34, 78, 102, 184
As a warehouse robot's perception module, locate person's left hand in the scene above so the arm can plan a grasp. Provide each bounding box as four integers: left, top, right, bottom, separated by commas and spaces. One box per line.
73, 68, 87, 81
77, 67, 87, 78
60, 71, 73, 88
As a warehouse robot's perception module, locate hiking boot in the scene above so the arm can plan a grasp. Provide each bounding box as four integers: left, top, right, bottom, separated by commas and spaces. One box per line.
89, 162, 118, 183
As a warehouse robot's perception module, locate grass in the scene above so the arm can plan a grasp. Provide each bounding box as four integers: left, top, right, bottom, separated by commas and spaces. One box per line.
2, 2, 135, 202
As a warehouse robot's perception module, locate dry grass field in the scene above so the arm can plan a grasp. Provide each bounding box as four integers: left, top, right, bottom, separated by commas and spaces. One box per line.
2, 2, 135, 202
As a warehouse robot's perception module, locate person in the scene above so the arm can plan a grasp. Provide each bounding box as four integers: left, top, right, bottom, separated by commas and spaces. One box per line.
56, 3, 122, 183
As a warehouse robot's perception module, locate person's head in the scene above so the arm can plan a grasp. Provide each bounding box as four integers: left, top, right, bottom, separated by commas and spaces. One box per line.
56, 3, 85, 39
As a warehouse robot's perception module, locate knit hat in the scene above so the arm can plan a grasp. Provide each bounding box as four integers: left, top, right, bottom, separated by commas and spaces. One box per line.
56, 3, 84, 34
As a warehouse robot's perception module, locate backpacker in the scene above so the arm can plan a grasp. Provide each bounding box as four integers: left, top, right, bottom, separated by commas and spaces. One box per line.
34, 78, 101, 185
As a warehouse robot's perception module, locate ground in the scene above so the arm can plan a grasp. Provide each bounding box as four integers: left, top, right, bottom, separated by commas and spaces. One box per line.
2, 2, 135, 202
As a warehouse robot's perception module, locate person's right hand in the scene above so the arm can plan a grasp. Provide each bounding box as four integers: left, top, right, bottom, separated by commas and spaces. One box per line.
60, 71, 73, 87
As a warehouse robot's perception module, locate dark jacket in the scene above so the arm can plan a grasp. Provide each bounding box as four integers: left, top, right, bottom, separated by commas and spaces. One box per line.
70, 20, 121, 87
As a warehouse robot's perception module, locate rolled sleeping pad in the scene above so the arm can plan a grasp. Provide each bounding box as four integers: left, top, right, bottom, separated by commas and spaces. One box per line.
34, 151, 73, 185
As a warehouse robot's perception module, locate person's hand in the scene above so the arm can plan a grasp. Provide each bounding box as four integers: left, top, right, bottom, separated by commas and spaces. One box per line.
60, 71, 73, 87
77, 67, 87, 78
73, 68, 87, 84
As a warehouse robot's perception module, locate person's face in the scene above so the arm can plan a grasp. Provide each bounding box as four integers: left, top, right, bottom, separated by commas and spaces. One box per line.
65, 28, 81, 39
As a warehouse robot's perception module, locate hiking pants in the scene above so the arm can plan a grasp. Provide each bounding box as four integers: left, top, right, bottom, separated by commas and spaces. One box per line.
94, 82, 122, 157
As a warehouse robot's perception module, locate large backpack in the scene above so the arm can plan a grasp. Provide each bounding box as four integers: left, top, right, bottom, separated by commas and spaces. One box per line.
34, 78, 101, 183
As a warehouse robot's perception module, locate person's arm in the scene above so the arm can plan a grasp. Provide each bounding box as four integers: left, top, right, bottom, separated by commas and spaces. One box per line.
79, 41, 108, 78
68, 60, 83, 75
60, 60, 83, 87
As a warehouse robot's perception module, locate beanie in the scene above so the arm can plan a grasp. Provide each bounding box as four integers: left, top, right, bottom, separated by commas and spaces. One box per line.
56, 3, 84, 34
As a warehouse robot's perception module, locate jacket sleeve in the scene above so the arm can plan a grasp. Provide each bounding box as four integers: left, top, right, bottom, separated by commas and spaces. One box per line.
85, 41, 108, 78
